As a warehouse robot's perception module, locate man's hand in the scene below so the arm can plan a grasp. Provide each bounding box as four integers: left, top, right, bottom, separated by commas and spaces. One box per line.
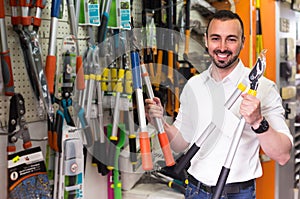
145, 97, 164, 125
239, 93, 263, 129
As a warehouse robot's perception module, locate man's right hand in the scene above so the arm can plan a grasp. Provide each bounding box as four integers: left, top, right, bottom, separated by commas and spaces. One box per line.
145, 97, 164, 125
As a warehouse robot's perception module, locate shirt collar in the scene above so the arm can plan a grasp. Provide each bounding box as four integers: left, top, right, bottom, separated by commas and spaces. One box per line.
222, 59, 245, 86
204, 59, 246, 85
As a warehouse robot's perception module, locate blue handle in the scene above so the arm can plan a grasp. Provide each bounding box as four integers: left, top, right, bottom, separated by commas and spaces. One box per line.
51, 0, 61, 18
130, 52, 142, 89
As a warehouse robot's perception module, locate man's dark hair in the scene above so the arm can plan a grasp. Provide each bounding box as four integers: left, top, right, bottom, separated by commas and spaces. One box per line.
206, 10, 245, 40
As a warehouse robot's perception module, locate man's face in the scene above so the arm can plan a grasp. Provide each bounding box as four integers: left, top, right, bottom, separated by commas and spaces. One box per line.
205, 19, 244, 69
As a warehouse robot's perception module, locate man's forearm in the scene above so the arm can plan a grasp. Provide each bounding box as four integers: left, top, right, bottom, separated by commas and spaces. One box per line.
163, 122, 189, 153
258, 126, 292, 165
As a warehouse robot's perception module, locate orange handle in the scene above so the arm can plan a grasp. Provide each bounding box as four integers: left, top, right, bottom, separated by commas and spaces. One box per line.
167, 50, 173, 83
154, 50, 163, 91
76, 56, 85, 90
148, 62, 155, 80
139, 131, 153, 171
45, 55, 56, 94
158, 132, 175, 166
48, 130, 53, 149
7, 146, 16, 153
23, 141, 32, 149
184, 29, 190, 56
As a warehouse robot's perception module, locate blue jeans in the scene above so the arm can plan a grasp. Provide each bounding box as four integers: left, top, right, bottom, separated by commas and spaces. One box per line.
185, 182, 256, 199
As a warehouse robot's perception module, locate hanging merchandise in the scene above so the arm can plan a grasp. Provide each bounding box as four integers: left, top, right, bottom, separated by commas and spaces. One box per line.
107, 0, 131, 30
177, 0, 198, 86
8, 147, 52, 199
48, 39, 86, 198
7, 93, 52, 198
0, 0, 15, 96
66, 0, 85, 93
255, 0, 263, 59
79, 0, 101, 26
45, 0, 62, 97
88, 47, 110, 176
9, 0, 54, 121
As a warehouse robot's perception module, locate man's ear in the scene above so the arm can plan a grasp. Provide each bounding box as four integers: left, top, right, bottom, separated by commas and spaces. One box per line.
241, 36, 246, 49
204, 33, 208, 48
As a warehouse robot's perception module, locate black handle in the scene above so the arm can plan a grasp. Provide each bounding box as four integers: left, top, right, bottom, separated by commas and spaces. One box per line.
174, 143, 200, 175
97, 14, 108, 44
129, 136, 137, 164
212, 166, 230, 199
92, 141, 109, 176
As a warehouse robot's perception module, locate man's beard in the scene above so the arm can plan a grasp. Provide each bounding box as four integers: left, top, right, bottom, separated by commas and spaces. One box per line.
211, 49, 240, 69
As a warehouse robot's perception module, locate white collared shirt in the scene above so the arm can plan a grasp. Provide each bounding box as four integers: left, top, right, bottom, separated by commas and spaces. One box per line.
173, 60, 293, 185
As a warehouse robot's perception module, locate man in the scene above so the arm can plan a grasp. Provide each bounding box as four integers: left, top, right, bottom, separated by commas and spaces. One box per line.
145, 10, 293, 199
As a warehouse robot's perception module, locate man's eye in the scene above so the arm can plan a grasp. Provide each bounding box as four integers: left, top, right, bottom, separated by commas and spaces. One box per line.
227, 38, 237, 42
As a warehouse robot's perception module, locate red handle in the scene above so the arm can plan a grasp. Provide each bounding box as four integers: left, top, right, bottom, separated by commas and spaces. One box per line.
76, 56, 85, 90
158, 132, 175, 166
45, 55, 56, 94
139, 131, 153, 170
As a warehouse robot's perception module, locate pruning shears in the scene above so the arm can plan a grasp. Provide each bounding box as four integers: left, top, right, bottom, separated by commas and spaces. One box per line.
7, 93, 32, 153
212, 49, 267, 199
248, 49, 266, 91
10, 0, 54, 121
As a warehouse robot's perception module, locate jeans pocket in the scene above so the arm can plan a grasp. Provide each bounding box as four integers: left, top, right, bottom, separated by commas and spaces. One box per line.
185, 184, 199, 199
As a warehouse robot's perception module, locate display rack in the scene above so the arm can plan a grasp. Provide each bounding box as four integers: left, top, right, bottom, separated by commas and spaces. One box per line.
0, 0, 95, 124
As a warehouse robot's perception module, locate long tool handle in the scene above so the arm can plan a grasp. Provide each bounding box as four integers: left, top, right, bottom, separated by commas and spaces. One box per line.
0, 0, 15, 96
165, 0, 175, 117
141, 64, 175, 167
107, 69, 125, 170
73, 102, 94, 147
212, 119, 245, 199
212, 83, 258, 199
91, 74, 109, 175
45, 0, 61, 95
125, 69, 137, 164
113, 123, 126, 199
98, 0, 112, 43
66, 0, 85, 91
131, 51, 153, 171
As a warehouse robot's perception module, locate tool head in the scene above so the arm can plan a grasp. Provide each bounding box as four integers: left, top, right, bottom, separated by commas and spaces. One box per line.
248, 49, 267, 90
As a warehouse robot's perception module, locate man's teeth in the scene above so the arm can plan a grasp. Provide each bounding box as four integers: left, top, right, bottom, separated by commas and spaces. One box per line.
217, 54, 228, 58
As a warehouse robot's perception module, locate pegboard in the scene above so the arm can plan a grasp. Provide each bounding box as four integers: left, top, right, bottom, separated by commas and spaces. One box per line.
0, 0, 90, 125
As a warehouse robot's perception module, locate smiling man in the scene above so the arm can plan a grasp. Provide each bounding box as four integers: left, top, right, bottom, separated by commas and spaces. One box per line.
145, 10, 293, 199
